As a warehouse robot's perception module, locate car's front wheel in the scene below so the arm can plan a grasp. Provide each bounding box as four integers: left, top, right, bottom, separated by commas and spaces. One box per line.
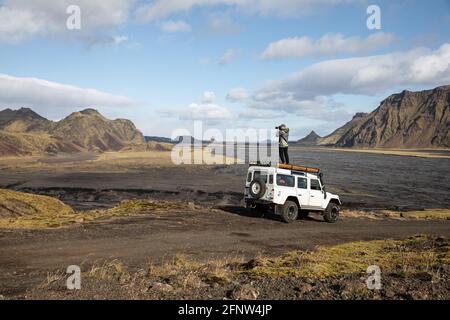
281, 200, 298, 223
324, 202, 340, 223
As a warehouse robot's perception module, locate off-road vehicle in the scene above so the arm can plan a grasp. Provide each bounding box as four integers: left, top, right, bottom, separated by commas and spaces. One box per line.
244, 163, 341, 223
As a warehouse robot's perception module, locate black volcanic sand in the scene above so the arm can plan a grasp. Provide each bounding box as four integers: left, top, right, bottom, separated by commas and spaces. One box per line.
288, 148, 450, 210
0, 148, 449, 211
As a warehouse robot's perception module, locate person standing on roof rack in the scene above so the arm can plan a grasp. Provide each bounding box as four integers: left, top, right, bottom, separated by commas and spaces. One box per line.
276, 124, 290, 164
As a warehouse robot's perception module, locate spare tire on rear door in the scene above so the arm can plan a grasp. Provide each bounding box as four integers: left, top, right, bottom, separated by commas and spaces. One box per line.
249, 178, 266, 199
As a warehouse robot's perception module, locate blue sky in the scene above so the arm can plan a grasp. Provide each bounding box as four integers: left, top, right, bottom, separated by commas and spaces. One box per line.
0, 0, 449, 139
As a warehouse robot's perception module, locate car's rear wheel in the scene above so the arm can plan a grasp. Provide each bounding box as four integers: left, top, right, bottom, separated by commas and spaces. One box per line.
324, 202, 340, 223
281, 200, 298, 223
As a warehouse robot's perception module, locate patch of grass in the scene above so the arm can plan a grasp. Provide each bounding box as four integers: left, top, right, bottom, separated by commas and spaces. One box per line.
341, 208, 450, 221
0, 190, 202, 229
238, 235, 449, 279
147, 255, 203, 278
33, 235, 448, 300
0, 189, 77, 228
120, 236, 450, 281
88, 259, 126, 280
36, 235, 449, 299
0, 189, 74, 217
400, 209, 450, 220
204, 270, 231, 286
340, 210, 383, 220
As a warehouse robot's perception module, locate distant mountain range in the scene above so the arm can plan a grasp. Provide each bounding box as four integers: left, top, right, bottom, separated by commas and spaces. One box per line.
1, 85, 448, 157
297, 85, 450, 148
0, 108, 146, 156
144, 136, 176, 144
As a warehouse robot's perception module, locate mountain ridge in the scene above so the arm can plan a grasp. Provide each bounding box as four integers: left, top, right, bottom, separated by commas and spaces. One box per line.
0, 108, 146, 156
330, 85, 450, 148
2, 85, 449, 157
297, 85, 449, 149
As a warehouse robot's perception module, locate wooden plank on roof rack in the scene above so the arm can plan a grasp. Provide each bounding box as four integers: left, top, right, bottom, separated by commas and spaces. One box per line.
278, 163, 320, 173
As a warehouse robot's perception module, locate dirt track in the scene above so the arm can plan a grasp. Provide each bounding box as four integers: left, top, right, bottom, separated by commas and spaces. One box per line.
1, 208, 449, 297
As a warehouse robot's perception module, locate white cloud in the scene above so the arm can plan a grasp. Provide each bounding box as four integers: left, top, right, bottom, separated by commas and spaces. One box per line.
0, 0, 132, 43
161, 20, 192, 32
79, 34, 130, 48
261, 32, 395, 60
248, 95, 352, 123
136, 0, 359, 22
238, 109, 281, 119
253, 43, 450, 108
0, 73, 138, 111
180, 103, 232, 120
160, 91, 232, 121
202, 91, 216, 103
112, 35, 129, 45
219, 48, 239, 65
207, 11, 240, 34
250, 95, 323, 112
0, 6, 44, 43
227, 87, 249, 102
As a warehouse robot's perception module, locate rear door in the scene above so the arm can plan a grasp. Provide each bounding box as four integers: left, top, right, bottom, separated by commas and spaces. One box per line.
253, 170, 268, 184
296, 177, 309, 208
308, 178, 324, 209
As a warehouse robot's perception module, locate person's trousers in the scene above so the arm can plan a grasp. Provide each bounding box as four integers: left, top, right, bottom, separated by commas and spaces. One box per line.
279, 147, 289, 164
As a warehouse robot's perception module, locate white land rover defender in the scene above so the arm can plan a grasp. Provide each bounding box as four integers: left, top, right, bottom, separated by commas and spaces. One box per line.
244, 163, 341, 223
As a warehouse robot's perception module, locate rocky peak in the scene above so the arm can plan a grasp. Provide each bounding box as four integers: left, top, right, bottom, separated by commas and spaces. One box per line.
79, 108, 102, 116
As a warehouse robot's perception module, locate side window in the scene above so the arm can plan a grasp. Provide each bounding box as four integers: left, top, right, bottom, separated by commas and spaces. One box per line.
276, 174, 295, 187
268, 175, 273, 184
297, 177, 307, 189
310, 179, 321, 191
247, 172, 252, 182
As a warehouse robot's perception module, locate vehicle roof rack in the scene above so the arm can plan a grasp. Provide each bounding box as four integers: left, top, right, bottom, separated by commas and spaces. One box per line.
278, 163, 320, 174
248, 162, 272, 167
